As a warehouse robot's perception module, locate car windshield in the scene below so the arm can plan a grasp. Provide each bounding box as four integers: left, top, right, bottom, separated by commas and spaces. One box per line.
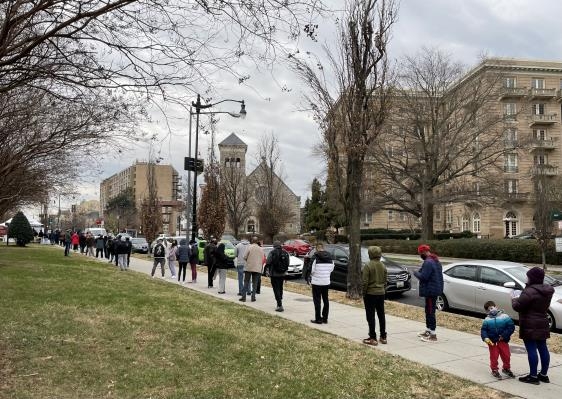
505, 266, 557, 285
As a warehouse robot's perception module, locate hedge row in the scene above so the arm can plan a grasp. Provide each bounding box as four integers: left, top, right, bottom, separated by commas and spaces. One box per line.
361, 238, 562, 265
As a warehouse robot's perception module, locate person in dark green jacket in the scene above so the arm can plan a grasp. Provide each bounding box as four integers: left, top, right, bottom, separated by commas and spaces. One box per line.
362, 246, 387, 346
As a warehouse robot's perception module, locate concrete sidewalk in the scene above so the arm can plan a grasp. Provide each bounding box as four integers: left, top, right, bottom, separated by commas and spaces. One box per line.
119, 255, 561, 399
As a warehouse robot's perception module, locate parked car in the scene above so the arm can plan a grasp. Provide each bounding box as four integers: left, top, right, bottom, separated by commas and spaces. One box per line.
197, 239, 236, 263
85, 227, 107, 237
261, 245, 304, 277
303, 244, 412, 294
438, 260, 562, 330
221, 234, 239, 246
130, 237, 149, 254
282, 239, 311, 257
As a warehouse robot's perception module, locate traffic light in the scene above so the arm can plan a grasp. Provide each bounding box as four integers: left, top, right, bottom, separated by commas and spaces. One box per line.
184, 157, 204, 173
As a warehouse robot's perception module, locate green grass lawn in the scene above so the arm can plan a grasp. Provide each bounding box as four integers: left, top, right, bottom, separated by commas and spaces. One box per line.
0, 245, 508, 399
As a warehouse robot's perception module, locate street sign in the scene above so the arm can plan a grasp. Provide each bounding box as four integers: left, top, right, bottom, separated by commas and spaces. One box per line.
184, 157, 204, 173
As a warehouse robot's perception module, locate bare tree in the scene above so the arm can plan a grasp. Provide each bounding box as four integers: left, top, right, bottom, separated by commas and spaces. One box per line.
249, 133, 294, 243
198, 162, 226, 239
221, 160, 250, 239
292, 0, 397, 298
533, 174, 562, 270
370, 50, 511, 240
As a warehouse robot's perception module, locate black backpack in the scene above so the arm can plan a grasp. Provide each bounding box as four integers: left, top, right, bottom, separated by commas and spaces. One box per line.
190, 243, 198, 260
272, 248, 290, 273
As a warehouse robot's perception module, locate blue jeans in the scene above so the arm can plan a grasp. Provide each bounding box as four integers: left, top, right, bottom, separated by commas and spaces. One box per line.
523, 339, 550, 376
64, 241, 71, 256
236, 264, 245, 294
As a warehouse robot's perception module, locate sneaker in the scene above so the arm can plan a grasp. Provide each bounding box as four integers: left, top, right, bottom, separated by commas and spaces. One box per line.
310, 319, 323, 324
538, 374, 550, 383
171, 275, 177, 279
417, 330, 431, 338
491, 370, 502, 379
239, 297, 246, 302
322, 319, 328, 324
251, 297, 256, 302
420, 334, 437, 342
518, 375, 539, 385
275, 306, 284, 312
379, 337, 387, 344
502, 369, 515, 378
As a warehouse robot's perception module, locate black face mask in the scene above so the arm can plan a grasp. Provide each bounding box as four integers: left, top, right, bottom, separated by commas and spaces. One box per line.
420, 254, 427, 260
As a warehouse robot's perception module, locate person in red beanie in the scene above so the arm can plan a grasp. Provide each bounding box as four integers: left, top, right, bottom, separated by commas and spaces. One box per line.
414, 244, 443, 342
512, 266, 554, 385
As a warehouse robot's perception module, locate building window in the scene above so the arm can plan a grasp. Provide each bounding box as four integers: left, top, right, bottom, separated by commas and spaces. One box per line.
224, 157, 230, 167
400, 212, 406, 222
533, 103, 545, 115
504, 153, 518, 172
504, 103, 516, 115
534, 153, 548, 165
505, 179, 518, 194
446, 209, 453, 224
387, 210, 394, 221
246, 220, 255, 233
504, 211, 518, 238
505, 127, 517, 143
455, 216, 460, 228
362, 213, 373, 224
472, 212, 481, 233
462, 214, 470, 231
532, 78, 545, 89
504, 77, 516, 88
435, 210, 441, 221
534, 128, 547, 140
236, 158, 241, 167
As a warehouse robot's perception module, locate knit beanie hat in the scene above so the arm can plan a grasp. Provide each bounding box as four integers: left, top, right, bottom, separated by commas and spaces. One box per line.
417, 244, 431, 254
526, 267, 545, 285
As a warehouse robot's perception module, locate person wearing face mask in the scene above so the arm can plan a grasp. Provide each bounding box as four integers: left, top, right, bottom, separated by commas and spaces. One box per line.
414, 244, 443, 342
512, 266, 555, 385
481, 301, 515, 379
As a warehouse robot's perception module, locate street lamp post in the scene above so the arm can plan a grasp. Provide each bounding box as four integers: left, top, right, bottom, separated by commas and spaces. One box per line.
190, 94, 246, 241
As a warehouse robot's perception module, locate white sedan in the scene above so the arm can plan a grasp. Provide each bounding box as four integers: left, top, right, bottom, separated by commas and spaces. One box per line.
262, 246, 303, 277
438, 260, 562, 330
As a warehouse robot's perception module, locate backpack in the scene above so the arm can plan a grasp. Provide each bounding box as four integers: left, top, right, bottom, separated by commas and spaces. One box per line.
190, 243, 198, 259
154, 244, 165, 257
272, 248, 290, 273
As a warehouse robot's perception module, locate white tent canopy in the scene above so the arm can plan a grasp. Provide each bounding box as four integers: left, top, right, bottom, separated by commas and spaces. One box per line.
1, 216, 44, 228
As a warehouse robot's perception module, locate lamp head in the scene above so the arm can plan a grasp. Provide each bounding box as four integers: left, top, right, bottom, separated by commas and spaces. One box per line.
239, 101, 246, 119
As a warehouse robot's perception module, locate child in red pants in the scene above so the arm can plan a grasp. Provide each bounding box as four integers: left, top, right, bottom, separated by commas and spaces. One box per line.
481, 300, 516, 379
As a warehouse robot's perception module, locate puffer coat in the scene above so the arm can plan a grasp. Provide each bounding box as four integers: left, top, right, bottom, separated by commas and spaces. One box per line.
512, 283, 554, 340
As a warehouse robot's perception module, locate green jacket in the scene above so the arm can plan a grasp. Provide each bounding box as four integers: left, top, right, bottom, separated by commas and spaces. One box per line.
362, 259, 387, 295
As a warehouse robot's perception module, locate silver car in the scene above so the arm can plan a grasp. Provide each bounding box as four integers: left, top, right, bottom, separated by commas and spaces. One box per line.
438, 260, 562, 330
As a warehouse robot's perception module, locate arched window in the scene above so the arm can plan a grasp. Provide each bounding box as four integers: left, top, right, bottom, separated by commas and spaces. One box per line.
224, 157, 230, 167
472, 212, 481, 233
236, 157, 241, 168
503, 211, 518, 238
247, 220, 255, 233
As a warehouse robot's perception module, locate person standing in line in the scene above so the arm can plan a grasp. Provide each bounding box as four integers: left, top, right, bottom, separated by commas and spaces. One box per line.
106, 236, 114, 263
167, 239, 178, 279
177, 239, 190, 284
267, 241, 291, 312
103, 235, 109, 259
204, 238, 218, 288
309, 243, 334, 323
481, 300, 515, 380
64, 229, 71, 256
151, 238, 166, 278
116, 236, 128, 271
113, 235, 120, 266
414, 244, 443, 342
86, 232, 95, 257
215, 243, 234, 294
79, 232, 86, 254
512, 267, 555, 385
361, 246, 387, 346
95, 235, 105, 258
125, 237, 132, 268
188, 239, 199, 283
235, 238, 250, 295
239, 237, 264, 303
71, 231, 80, 252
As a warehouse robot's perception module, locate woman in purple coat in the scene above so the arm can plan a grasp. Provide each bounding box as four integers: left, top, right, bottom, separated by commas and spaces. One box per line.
512, 267, 555, 385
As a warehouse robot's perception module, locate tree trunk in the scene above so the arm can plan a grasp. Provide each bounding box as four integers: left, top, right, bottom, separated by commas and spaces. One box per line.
421, 188, 434, 241
346, 158, 363, 299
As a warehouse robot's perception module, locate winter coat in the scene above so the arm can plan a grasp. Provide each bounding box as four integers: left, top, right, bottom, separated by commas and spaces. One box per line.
480, 311, 515, 343
414, 256, 443, 297
95, 237, 105, 249
153, 243, 166, 259
115, 239, 128, 255
167, 246, 178, 261
189, 242, 199, 263
177, 239, 190, 262
86, 236, 95, 247
310, 250, 334, 286
267, 246, 290, 278
79, 234, 86, 246
71, 233, 79, 245
244, 243, 264, 273
512, 283, 555, 340
235, 240, 250, 265
362, 257, 387, 296
204, 243, 217, 267
215, 244, 234, 269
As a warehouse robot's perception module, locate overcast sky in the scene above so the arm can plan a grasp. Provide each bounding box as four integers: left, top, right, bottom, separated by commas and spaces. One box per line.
68, 0, 562, 211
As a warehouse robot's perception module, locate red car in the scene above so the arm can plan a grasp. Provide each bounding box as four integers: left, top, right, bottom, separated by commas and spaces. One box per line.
282, 239, 311, 257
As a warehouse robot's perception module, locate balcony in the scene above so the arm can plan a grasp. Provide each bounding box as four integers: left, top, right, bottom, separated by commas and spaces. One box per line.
531, 164, 558, 176
499, 87, 528, 99
504, 192, 530, 202
503, 165, 519, 173
503, 114, 517, 122
529, 113, 557, 126
529, 88, 557, 99
529, 138, 558, 151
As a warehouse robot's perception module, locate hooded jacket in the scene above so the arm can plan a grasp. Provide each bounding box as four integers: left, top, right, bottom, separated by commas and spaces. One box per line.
235, 240, 250, 265
243, 243, 264, 273
177, 239, 190, 263
512, 283, 555, 340
362, 247, 387, 295
480, 310, 515, 343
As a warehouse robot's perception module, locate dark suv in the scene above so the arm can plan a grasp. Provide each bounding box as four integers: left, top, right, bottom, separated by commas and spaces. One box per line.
304, 244, 412, 294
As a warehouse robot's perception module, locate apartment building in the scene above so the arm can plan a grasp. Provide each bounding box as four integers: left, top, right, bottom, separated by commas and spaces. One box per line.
100, 162, 183, 235
361, 58, 562, 238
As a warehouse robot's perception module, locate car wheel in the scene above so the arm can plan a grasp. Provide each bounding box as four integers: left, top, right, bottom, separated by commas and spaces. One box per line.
547, 311, 556, 331
436, 294, 449, 311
